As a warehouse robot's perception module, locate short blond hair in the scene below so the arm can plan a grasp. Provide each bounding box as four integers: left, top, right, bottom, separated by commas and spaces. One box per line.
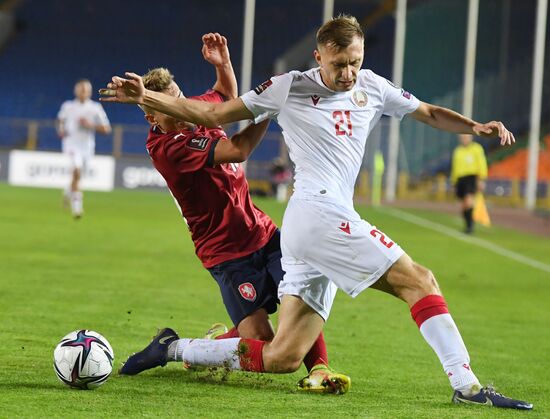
316, 14, 364, 50
142, 68, 174, 92
140, 68, 175, 114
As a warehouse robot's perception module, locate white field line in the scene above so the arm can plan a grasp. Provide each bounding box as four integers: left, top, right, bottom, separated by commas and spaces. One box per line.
382, 207, 550, 274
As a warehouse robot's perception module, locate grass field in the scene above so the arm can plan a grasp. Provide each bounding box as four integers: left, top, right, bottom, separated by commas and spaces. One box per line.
1, 183, 549, 418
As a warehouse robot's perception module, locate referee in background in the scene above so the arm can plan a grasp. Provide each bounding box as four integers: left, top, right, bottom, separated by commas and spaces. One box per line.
451, 134, 488, 234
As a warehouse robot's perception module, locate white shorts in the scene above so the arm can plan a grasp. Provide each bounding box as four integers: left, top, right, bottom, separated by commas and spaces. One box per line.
62, 140, 94, 170
279, 196, 404, 321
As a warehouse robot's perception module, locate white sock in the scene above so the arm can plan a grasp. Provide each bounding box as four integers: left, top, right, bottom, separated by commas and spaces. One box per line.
173, 338, 241, 369
71, 191, 83, 215
419, 314, 480, 394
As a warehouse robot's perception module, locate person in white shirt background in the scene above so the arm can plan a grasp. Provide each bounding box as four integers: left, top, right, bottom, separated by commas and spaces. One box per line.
57, 79, 111, 218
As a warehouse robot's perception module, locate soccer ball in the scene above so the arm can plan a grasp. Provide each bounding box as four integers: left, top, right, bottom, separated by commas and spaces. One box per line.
53, 329, 114, 390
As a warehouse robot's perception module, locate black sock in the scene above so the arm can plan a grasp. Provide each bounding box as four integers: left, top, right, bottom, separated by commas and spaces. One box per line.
463, 208, 473, 230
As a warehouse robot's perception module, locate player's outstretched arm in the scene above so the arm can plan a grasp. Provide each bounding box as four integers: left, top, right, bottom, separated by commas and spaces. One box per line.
202, 32, 238, 100
213, 120, 270, 164
411, 101, 515, 146
100, 72, 252, 127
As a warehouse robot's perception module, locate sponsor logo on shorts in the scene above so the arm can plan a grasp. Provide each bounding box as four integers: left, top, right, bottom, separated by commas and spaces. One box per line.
238, 282, 257, 302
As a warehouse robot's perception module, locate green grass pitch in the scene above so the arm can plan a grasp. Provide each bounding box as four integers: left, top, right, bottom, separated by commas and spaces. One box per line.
1, 183, 548, 418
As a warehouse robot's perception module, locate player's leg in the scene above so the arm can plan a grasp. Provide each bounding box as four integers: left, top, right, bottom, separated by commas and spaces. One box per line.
263, 229, 329, 371
152, 297, 311, 371
462, 192, 475, 233
261, 295, 324, 372
374, 255, 481, 393
263, 295, 350, 394
207, 250, 279, 341
120, 250, 279, 375
69, 150, 85, 218
125, 295, 319, 374
457, 175, 476, 233
236, 308, 274, 340
62, 143, 83, 218
373, 254, 532, 409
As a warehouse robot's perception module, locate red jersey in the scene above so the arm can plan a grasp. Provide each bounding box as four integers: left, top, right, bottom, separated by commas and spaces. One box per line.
146, 90, 277, 268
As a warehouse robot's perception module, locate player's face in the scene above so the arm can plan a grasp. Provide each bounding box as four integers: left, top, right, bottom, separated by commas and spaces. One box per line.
315, 36, 364, 92
74, 81, 92, 102
459, 134, 473, 146
145, 82, 193, 133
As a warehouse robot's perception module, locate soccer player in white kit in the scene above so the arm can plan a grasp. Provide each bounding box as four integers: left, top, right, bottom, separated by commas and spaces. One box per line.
100, 15, 532, 409
57, 79, 111, 218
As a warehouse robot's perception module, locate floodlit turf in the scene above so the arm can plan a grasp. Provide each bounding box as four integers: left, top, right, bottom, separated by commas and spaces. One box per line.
1, 183, 548, 418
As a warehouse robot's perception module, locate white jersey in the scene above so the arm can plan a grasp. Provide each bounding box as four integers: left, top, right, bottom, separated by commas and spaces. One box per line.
241, 68, 420, 206
57, 99, 110, 148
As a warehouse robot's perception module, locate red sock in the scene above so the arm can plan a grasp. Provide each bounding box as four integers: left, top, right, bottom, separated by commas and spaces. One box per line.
215, 327, 240, 340
238, 338, 265, 372
303, 332, 328, 371
410, 294, 449, 328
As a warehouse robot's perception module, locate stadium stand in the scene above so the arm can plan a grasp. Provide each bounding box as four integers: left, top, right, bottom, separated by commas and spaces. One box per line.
0, 0, 547, 184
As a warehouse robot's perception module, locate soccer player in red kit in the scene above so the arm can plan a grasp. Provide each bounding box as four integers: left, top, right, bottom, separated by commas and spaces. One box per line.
118, 33, 350, 393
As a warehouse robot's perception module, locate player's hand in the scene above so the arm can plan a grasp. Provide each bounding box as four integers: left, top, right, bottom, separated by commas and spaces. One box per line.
201, 33, 230, 67
472, 121, 515, 146
99, 72, 145, 105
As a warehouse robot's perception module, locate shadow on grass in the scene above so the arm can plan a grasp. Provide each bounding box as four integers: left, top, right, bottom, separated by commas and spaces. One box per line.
0, 382, 67, 391
114, 367, 297, 394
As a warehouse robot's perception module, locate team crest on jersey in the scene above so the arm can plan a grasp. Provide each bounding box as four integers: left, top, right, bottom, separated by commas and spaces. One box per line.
254, 79, 273, 95
352, 90, 368, 107
238, 282, 257, 302
187, 136, 209, 151
401, 89, 411, 99
311, 95, 320, 106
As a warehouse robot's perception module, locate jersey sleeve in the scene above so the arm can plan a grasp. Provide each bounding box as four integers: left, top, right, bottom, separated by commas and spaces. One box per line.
378, 75, 420, 120
189, 89, 226, 104
165, 133, 221, 173
57, 101, 69, 120
93, 103, 111, 127
240, 73, 293, 124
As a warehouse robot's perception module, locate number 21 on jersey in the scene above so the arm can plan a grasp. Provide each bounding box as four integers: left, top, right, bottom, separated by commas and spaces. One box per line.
333, 110, 352, 137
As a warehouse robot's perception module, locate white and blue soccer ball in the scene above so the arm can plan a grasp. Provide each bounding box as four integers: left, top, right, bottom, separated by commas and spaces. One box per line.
53, 329, 114, 390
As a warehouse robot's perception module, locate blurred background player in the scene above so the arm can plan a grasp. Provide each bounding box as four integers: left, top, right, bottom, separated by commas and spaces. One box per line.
101, 15, 531, 409
118, 33, 347, 393
56, 79, 111, 218
450, 134, 488, 234
269, 157, 292, 202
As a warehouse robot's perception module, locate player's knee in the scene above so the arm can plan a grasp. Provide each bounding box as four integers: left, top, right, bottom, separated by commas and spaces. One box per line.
275, 354, 303, 373
237, 314, 275, 342
264, 344, 305, 373
247, 330, 275, 341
